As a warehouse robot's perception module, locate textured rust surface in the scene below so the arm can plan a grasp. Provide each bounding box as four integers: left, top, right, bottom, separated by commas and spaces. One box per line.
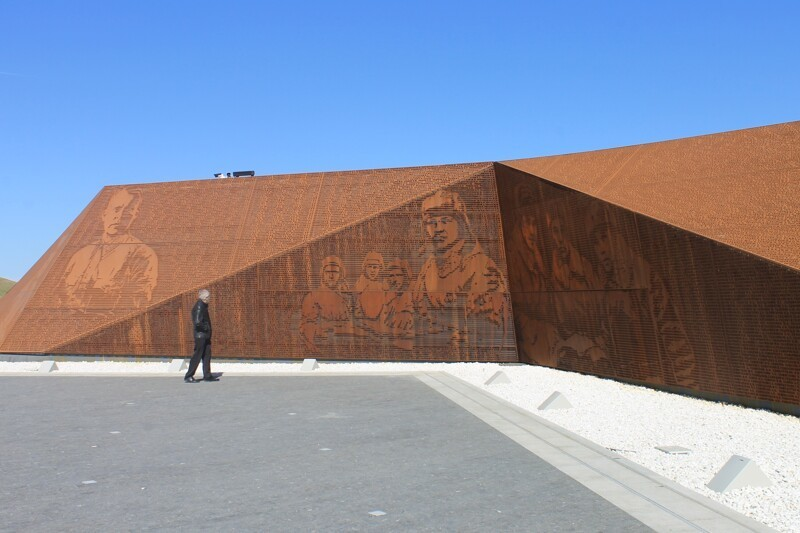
1, 163, 516, 361
2, 122, 799, 409
497, 163, 800, 406
503, 121, 800, 271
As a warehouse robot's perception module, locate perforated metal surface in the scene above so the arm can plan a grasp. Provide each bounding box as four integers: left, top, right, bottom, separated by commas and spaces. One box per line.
497, 163, 800, 406
1, 163, 516, 362
504, 121, 800, 271
2, 122, 799, 409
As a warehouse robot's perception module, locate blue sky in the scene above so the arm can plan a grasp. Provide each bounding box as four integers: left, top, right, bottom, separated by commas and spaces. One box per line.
1, 0, 798, 281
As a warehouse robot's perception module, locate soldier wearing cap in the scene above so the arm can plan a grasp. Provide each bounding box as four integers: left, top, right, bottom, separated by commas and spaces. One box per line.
354, 251, 385, 324
412, 190, 508, 351
300, 256, 352, 353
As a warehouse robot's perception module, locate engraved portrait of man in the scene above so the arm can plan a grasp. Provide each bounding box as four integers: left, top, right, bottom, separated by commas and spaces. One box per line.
412, 189, 508, 347
63, 188, 158, 310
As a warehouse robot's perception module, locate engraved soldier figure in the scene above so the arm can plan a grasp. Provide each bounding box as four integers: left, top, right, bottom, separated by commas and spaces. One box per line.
508, 184, 557, 365
300, 256, 352, 353
380, 259, 414, 350
412, 190, 508, 352
63, 188, 158, 310
587, 206, 697, 387
354, 251, 385, 330
546, 206, 609, 373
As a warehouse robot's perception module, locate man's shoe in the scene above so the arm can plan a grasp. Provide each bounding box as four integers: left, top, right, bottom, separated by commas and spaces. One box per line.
184, 376, 199, 383
203, 376, 220, 382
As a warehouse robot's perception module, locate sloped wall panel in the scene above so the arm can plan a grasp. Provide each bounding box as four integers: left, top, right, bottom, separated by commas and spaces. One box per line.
53, 166, 518, 362
504, 121, 800, 271
0, 164, 488, 353
497, 163, 800, 407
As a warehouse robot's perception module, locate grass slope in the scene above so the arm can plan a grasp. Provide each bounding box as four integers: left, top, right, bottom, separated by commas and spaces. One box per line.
0, 277, 16, 298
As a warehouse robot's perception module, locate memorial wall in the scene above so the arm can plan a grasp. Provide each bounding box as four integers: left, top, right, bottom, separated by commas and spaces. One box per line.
0, 163, 516, 362
1, 122, 798, 411
496, 164, 800, 408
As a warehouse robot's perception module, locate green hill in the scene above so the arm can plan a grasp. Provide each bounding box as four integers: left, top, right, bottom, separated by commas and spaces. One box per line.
0, 277, 16, 298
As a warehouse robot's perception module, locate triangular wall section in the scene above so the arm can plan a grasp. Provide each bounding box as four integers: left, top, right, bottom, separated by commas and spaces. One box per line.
1, 163, 488, 354
503, 121, 800, 271
53, 164, 518, 362
0, 190, 99, 351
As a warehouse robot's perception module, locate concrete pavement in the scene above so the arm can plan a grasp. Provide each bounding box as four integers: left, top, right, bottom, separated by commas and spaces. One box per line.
0, 373, 770, 532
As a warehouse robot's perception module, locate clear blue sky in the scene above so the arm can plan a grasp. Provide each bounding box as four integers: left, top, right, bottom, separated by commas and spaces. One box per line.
2, 1, 798, 281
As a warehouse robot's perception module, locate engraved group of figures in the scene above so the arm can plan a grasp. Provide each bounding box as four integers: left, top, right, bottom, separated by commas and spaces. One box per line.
300, 190, 510, 354
510, 183, 697, 388
59, 183, 692, 388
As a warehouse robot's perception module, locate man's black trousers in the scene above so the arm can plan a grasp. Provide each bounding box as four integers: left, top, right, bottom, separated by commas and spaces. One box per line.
186, 335, 211, 379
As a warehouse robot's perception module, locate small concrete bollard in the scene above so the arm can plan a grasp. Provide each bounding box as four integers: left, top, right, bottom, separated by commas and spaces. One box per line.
484, 370, 511, 385
538, 391, 573, 410
38, 360, 58, 374
168, 359, 188, 372
707, 455, 772, 492
301, 358, 319, 371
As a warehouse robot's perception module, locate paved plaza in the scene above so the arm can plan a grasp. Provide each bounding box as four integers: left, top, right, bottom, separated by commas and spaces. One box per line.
0, 373, 768, 532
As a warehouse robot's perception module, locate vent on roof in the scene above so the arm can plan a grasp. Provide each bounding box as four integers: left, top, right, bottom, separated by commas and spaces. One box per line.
214, 170, 256, 178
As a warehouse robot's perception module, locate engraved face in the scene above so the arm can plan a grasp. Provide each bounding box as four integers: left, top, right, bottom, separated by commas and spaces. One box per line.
484, 264, 502, 292
515, 183, 536, 209
102, 190, 139, 236
424, 214, 459, 252
322, 264, 342, 290
365, 261, 382, 281
592, 227, 614, 274
520, 213, 539, 252
385, 266, 406, 291
549, 216, 568, 261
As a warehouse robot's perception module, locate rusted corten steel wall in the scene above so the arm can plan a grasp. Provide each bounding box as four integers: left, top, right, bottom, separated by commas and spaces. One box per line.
496, 163, 800, 408
0, 163, 516, 362
503, 121, 800, 272
2, 121, 799, 410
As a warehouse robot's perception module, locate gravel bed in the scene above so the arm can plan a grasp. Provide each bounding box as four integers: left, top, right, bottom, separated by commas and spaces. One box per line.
1, 359, 797, 531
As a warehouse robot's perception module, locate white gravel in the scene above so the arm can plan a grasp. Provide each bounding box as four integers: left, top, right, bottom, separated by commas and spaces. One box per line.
2, 359, 798, 532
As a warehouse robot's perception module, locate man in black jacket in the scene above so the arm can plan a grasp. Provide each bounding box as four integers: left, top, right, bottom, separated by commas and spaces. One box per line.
185, 289, 218, 383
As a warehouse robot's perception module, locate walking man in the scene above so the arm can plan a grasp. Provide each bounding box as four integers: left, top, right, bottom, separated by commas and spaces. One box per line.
185, 289, 218, 383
